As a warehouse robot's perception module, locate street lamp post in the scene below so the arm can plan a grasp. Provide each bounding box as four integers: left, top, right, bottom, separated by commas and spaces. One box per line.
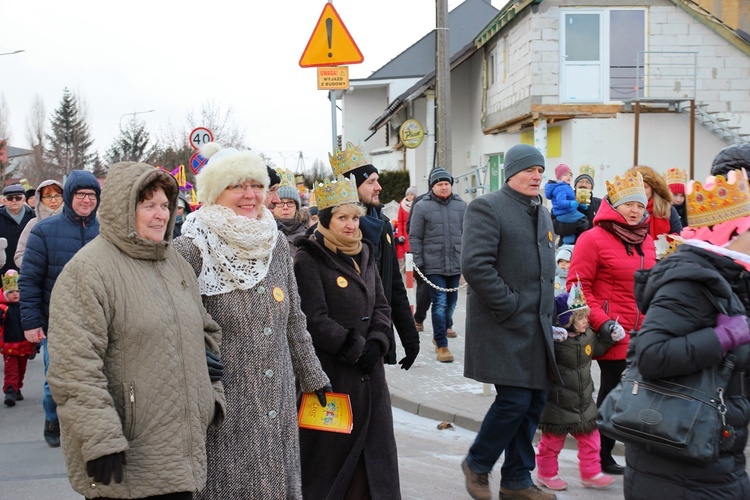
119, 109, 156, 131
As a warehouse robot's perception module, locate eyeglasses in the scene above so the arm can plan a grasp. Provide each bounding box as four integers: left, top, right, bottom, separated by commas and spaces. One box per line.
278, 201, 296, 208
73, 192, 98, 200
41, 194, 63, 201
226, 183, 264, 194
5, 195, 24, 202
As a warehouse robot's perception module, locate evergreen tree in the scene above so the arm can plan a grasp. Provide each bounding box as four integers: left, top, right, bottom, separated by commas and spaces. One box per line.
91, 154, 108, 179
105, 116, 152, 164
45, 88, 95, 176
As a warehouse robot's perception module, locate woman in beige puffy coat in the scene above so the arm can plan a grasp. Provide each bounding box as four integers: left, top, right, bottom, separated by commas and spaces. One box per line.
47, 163, 224, 499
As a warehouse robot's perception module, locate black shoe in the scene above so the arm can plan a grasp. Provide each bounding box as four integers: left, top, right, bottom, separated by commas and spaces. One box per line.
15, 390, 23, 401
602, 463, 625, 475
4, 389, 16, 407
44, 420, 61, 447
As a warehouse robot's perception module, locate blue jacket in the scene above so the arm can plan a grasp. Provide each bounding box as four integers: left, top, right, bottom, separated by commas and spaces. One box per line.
20, 171, 100, 332
544, 180, 579, 217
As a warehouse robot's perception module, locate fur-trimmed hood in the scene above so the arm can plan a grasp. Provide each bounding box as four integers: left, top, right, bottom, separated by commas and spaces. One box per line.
629, 165, 672, 203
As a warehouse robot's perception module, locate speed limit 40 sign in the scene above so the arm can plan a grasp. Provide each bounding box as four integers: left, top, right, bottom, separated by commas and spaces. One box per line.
189, 127, 214, 150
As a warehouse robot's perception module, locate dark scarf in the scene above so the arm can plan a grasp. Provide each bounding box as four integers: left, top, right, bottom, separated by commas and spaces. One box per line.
359, 206, 385, 256
599, 218, 650, 256
277, 217, 305, 236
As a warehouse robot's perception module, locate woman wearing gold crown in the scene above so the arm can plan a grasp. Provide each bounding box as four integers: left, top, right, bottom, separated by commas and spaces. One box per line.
293, 176, 400, 499
566, 170, 656, 475
623, 169, 750, 498
628, 165, 683, 239
174, 143, 330, 499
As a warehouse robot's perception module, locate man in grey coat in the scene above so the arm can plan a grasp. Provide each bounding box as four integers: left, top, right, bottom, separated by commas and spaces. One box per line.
409, 167, 466, 363
460, 144, 561, 500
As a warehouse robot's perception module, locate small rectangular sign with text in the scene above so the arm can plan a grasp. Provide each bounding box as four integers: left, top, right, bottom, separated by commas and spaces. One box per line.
317, 66, 349, 90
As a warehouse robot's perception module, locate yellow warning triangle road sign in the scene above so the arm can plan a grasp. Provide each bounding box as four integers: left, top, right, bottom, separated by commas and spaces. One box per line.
299, 3, 364, 68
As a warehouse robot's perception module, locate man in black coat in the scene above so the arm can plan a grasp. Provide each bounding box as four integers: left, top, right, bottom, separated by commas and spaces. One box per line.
339, 155, 420, 370
0, 184, 34, 276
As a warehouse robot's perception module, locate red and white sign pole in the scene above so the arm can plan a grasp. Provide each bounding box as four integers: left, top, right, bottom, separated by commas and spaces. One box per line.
404, 253, 415, 314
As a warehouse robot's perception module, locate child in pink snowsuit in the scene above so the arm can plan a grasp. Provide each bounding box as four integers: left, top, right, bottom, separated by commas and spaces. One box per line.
536, 281, 624, 491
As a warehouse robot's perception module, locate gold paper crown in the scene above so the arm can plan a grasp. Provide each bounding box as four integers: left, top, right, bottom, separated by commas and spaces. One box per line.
578, 164, 596, 180
665, 167, 687, 186
276, 168, 296, 188
606, 171, 646, 206
308, 190, 317, 208
686, 169, 750, 228
314, 176, 360, 210
2, 270, 18, 292
328, 142, 372, 178
654, 234, 685, 260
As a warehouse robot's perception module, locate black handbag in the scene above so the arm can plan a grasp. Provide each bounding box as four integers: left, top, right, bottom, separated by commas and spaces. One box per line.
596, 290, 736, 464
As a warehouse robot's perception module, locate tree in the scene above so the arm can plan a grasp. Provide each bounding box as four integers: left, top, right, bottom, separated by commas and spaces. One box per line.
105, 116, 152, 164
300, 158, 331, 187
45, 87, 95, 177
91, 154, 108, 179
0, 94, 11, 180
19, 95, 55, 185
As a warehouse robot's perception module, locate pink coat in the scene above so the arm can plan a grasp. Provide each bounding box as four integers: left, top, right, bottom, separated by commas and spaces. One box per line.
566, 200, 656, 361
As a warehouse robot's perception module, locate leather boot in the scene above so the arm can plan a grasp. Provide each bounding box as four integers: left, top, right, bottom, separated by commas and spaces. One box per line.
44, 420, 61, 447
436, 346, 454, 363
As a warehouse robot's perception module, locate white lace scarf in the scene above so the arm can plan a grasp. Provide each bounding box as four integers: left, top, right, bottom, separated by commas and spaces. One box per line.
182, 204, 278, 296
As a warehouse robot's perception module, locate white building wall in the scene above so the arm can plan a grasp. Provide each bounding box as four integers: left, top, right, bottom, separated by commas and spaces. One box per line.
341, 86, 389, 149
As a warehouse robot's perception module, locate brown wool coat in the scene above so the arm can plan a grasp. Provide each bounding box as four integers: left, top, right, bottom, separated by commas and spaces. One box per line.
293, 235, 401, 500
174, 231, 329, 500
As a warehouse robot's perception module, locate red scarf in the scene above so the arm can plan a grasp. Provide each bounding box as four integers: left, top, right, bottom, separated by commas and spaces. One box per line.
647, 198, 671, 238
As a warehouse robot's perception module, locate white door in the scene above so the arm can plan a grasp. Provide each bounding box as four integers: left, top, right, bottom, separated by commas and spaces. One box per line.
560, 12, 605, 102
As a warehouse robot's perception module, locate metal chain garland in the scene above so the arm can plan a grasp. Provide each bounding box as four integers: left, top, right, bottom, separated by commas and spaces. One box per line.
413, 265, 468, 292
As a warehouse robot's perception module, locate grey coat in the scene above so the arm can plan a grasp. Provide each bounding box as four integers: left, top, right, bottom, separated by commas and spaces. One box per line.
174, 231, 330, 500
462, 184, 562, 388
409, 192, 466, 275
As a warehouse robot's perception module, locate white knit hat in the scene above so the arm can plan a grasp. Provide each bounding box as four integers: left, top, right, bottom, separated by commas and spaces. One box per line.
555, 244, 574, 263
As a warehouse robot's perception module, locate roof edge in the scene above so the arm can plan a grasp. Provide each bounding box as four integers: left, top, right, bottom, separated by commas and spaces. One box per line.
670, 0, 750, 57
474, 0, 543, 49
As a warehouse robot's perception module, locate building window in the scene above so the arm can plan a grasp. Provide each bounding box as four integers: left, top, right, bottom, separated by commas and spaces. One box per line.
560, 8, 646, 103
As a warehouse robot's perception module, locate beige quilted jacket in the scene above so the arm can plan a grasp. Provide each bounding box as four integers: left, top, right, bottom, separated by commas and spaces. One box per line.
47, 163, 225, 498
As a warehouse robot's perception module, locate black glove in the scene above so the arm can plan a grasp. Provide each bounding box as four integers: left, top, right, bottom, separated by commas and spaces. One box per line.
315, 383, 333, 406
336, 328, 360, 362
206, 349, 224, 382
398, 342, 420, 370
396, 236, 406, 244
357, 340, 384, 374
86, 452, 126, 485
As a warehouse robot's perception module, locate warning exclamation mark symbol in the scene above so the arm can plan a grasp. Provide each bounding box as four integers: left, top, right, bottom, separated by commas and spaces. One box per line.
326, 18, 333, 58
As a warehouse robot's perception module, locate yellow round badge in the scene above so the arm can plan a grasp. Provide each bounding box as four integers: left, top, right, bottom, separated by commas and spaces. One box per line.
336, 276, 348, 288
548, 231, 553, 242
273, 287, 285, 302
585, 344, 592, 356
387, 234, 392, 244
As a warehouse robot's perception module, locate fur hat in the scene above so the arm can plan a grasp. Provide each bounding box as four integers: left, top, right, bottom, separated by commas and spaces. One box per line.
554, 164, 572, 180
277, 185, 300, 208
629, 165, 672, 203
555, 244, 574, 263
503, 144, 545, 181
196, 142, 270, 206
429, 167, 453, 189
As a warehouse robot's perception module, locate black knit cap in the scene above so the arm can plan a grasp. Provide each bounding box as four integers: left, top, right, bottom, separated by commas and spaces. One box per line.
267, 166, 281, 187
346, 164, 379, 188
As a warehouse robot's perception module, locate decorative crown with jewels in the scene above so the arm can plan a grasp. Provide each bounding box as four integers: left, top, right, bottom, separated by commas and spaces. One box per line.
578, 164, 596, 180
687, 169, 750, 228
276, 168, 296, 188
567, 278, 589, 312
606, 171, 646, 206
2, 269, 19, 292
314, 176, 360, 210
665, 167, 687, 187
308, 190, 317, 208
328, 142, 372, 178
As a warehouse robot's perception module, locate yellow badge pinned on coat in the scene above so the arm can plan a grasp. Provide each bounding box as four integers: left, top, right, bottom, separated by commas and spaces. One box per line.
273, 287, 285, 302
336, 276, 348, 288
585, 344, 592, 356
548, 231, 553, 242
386, 234, 391, 244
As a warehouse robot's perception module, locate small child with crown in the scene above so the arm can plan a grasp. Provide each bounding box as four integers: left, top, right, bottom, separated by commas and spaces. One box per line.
545, 164, 589, 244
536, 279, 625, 492
1, 270, 35, 407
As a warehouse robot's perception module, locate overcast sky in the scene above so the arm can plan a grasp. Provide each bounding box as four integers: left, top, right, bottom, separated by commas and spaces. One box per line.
1, 0, 503, 169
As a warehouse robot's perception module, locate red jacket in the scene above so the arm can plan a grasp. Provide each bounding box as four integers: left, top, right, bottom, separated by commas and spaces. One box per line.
395, 201, 411, 260
567, 200, 656, 360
